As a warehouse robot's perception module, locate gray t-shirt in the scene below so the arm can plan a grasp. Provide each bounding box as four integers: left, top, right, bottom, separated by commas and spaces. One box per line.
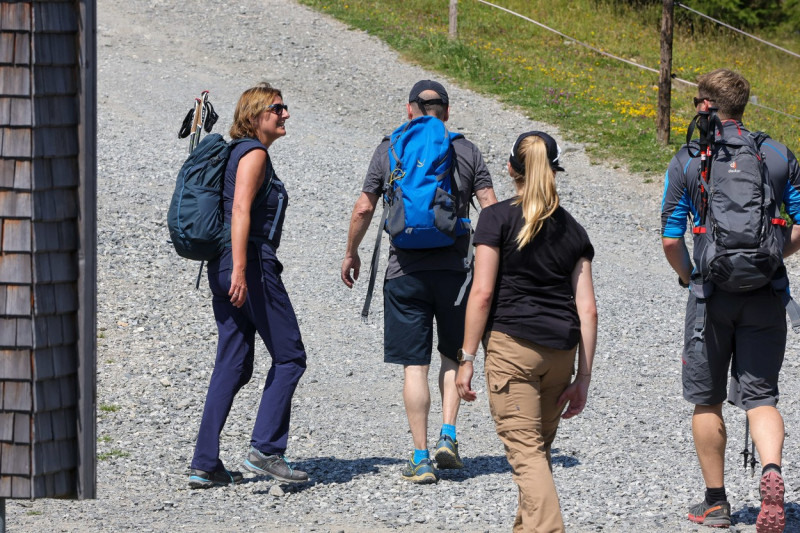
363, 135, 493, 279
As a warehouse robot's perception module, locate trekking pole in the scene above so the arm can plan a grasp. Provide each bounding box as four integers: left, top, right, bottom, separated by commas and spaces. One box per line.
741, 417, 758, 477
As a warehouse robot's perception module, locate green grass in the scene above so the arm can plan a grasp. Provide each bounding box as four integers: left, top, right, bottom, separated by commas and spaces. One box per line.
298, 0, 800, 175
98, 449, 130, 461
99, 404, 119, 412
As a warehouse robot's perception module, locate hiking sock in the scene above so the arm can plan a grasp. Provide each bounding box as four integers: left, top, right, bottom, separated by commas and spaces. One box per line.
705, 486, 727, 505
440, 424, 456, 440
412, 449, 429, 464
762, 463, 782, 476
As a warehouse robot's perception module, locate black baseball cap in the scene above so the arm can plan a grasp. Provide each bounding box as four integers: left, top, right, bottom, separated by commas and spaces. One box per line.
408, 80, 449, 105
509, 131, 565, 173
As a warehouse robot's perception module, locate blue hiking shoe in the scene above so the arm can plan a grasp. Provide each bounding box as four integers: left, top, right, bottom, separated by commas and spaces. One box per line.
401, 456, 439, 484
434, 434, 464, 469
188, 467, 243, 489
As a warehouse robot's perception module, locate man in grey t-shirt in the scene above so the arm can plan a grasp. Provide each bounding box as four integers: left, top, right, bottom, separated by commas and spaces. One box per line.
341, 80, 496, 483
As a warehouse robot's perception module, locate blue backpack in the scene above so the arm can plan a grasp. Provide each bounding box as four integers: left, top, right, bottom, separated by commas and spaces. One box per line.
383, 115, 469, 248
168, 133, 245, 261
361, 116, 472, 320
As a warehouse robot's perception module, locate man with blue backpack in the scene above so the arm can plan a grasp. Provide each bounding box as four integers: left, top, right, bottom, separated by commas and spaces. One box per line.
341, 80, 497, 483
661, 69, 800, 532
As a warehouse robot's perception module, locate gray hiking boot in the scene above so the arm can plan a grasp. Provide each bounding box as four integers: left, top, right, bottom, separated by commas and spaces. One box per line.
243, 447, 309, 483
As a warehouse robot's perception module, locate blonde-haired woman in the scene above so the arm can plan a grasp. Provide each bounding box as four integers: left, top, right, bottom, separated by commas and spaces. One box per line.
455, 131, 597, 532
189, 82, 308, 488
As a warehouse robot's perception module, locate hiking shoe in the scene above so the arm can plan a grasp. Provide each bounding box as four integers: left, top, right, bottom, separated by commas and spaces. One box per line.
243, 447, 309, 483
434, 434, 464, 469
757, 470, 785, 533
687, 500, 731, 528
401, 456, 439, 484
188, 468, 243, 489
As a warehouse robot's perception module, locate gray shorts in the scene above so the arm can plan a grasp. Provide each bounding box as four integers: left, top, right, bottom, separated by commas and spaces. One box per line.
682, 287, 786, 410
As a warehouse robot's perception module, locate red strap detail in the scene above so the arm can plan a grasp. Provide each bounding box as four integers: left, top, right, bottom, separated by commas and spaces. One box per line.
772, 218, 788, 227
693, 227, 707, 234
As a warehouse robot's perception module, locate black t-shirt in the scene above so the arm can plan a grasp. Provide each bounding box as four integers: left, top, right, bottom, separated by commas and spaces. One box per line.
473, 199, 594, 350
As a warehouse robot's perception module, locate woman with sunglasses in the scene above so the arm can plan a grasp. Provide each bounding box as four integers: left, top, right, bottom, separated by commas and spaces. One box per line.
189, 82, 309, 488
455, 131, 597, 532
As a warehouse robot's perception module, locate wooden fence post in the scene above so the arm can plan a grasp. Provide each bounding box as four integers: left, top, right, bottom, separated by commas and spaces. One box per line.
449, 0, 458, 40
657, 0, 674, 146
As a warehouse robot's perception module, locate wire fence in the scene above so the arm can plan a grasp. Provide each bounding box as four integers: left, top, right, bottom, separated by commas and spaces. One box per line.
474, 0, 800, 121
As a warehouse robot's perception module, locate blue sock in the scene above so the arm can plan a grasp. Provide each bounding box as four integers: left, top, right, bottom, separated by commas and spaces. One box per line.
441, 424, 456, 440
412, 449, 429, 464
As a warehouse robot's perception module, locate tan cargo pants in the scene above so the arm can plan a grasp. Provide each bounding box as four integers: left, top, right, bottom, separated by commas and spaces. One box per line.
485, 330, 576, 533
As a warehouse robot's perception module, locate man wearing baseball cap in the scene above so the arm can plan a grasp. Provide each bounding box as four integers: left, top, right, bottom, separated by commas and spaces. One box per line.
342, 80, 497, 483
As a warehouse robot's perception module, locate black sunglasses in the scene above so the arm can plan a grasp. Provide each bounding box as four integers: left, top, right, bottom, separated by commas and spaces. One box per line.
693, 96, 712, 107
267, 103, 289, 115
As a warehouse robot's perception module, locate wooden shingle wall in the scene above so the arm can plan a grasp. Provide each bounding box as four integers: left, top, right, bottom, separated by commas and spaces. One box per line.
0, 0, 96, 500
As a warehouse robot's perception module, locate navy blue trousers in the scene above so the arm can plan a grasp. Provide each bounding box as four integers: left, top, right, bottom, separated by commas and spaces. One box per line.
191, 244, 306, 473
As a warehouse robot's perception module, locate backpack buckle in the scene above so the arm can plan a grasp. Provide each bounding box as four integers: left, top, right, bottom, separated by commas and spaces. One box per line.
692, 227, 707, 234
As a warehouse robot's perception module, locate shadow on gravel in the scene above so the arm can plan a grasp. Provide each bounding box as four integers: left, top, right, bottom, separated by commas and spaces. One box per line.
732, 502, 800, 531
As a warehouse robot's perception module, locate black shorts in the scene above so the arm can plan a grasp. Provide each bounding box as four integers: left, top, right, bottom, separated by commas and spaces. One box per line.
682, 287, 786, 410
383, 270, 470, 365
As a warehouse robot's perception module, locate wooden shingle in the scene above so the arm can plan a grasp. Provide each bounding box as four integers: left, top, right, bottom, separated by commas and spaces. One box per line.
0, 3, 32, 31
33, 34, 75, 66
14, 413, 29, 444
13, 33, 30, 65
33, 284, 55, 315
0, 252, 32, 283
58, 376, 76, 408
12, 475, 31, 499
33, 127, 77, 158
0, 475, 10, 498
60, 315, 77, 344
51, 346, 76, 378
3, 381, 32, 411
0, 34, 13, 63
33, 314, 62, 348
34, 157, 78, 189
33, 66, 76, 95
0, 285, 5, 311
0, 350, 32, 381
0, 190, 31, 217
34, 411, 52, 441
49, 409, 66, 442
0, 66, 31, 96
54, 284, 77, 313
0, 159, 14, 187
14, 160, 31, 188
35, 96, 78, 127
0, 443, 29, 475
15, 317, 32, 347
10, 97, 31, 126
38, 379, 60, 411
33, 347, 54, 380
2, 127, 32, 157
2, 218, 32, 253
0, 320, 17, 346
4, 285, 31, 315
0, 413, 13, 441
34, 252, 77, 283
34, 3, 77, 33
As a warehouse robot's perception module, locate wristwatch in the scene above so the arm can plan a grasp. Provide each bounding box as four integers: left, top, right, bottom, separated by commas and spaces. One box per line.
457, 349, 476, 363
678, 276, 690, 288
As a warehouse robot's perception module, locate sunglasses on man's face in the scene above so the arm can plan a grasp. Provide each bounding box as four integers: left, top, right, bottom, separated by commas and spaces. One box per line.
267, 103, 289, 115
693, 96, 712, 107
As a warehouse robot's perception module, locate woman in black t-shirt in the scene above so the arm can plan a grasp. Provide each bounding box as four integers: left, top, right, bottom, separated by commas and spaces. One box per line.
455, 131, 597, 533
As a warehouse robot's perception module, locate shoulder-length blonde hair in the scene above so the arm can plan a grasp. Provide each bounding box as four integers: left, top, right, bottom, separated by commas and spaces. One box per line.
229, 82, 282, 140
510, 135, 559, 250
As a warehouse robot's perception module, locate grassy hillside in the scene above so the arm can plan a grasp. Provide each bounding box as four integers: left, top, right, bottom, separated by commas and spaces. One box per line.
298, 0, 800, 177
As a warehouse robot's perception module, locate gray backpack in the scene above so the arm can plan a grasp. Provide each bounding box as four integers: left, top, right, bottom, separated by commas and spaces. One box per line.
685, 114, 800, 356
691, 131, 786, 292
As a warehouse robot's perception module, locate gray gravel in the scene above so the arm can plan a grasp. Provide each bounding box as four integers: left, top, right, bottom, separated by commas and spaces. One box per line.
7, 0, 800, 531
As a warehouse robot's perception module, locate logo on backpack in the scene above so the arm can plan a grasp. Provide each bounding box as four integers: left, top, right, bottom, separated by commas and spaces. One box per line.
383, 115, 469, 249
687, 111, 786, 293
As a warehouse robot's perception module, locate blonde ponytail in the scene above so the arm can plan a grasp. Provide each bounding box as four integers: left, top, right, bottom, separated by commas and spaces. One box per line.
511, 136, 559, 250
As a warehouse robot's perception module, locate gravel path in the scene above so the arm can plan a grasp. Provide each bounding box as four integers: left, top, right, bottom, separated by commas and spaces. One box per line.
7, 0, 800, 531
